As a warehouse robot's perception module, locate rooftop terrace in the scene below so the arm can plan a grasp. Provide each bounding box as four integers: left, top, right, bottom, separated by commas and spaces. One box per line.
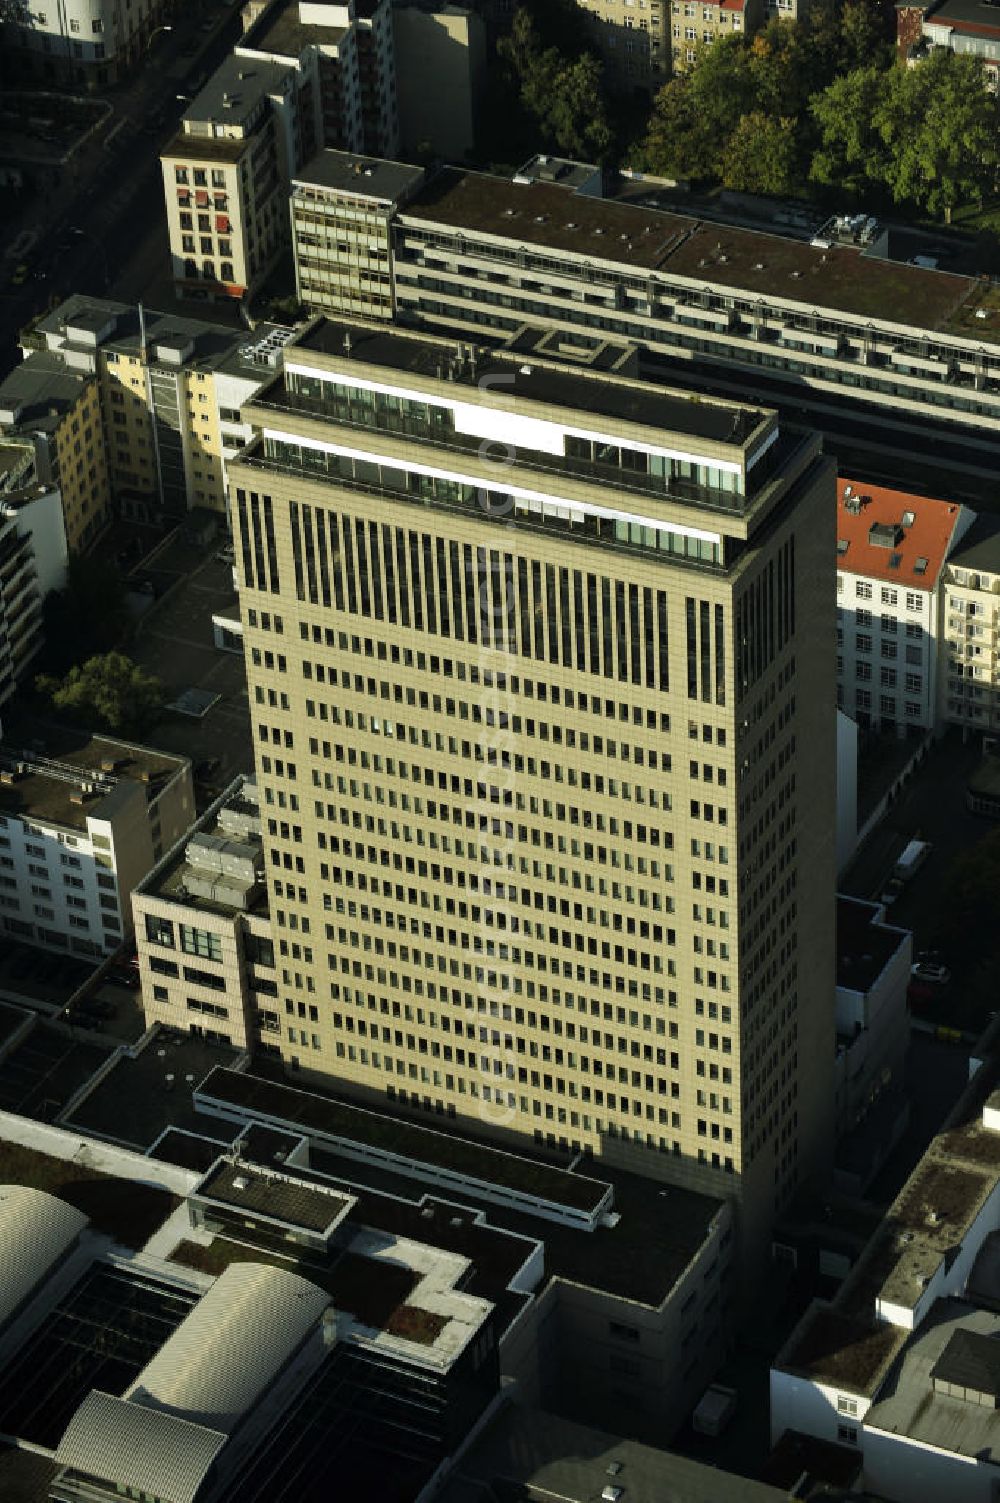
0, 722, 185, 832
290, 317, 769, 448
196, 1066, 612, 1216
240, 0, 346, 60
402, 167, 997, 342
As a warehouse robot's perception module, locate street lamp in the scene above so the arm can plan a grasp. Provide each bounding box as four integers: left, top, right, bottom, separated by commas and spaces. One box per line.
146, 24, 172, 52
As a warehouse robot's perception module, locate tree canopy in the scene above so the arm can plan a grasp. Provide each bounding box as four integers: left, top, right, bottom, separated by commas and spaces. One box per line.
36, 652, 165, 739
640, 7, 997, 220
499, 5, 613, 162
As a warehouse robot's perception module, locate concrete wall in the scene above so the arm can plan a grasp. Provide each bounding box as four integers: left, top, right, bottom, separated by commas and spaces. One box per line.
836, 710, 858, 874
392, 4, 485, 160
864, 1425, 988, 1503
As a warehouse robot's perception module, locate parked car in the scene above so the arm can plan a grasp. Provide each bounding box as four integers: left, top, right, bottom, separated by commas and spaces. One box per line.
911, 961, 951, 986
106, 968, 139, 990
9, 263, 28, 287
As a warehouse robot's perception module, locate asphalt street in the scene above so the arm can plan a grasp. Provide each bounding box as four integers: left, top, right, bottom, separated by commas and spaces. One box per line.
0, 2, 244, 368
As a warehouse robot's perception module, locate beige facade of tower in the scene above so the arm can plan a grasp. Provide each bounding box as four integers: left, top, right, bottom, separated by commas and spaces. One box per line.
229, 317, 837, 1255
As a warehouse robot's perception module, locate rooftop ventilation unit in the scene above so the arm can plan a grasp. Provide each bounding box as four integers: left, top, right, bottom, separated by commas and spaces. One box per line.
232, 1175, 250, 1191
902, 510, 916, 527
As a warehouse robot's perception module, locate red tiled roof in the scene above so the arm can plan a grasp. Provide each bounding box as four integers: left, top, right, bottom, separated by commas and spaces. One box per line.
835, 478, 965, 589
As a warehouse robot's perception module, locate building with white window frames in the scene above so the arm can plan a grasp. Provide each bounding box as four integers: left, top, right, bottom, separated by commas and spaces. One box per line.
939, 515, 1000, 733
836, 479, 973, 735
0, 0, 170, 89
0, 728, 192, 958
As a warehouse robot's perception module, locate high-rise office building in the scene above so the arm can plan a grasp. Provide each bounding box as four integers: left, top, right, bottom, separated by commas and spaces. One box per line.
230, 316, 837, 1255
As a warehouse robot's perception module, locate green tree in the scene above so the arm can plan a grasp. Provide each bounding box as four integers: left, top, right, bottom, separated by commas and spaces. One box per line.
838, 0, 893, 72
36, 652, 165, 738
721, 112, 801, 195
643, 37, 755, 180
809, 66, 890, 197
500, 7, 613, 162
876, 49, 1000, 222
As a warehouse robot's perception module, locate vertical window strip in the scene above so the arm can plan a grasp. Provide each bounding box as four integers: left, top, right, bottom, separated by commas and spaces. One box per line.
422, 534, 437, 634
601, 577, 613, 679
462, 543, 477, 644
314, 504, 330, 608
517, 556, 531, 657
330, 511, 344, 612
545, 564, 560, 663
643, 588, 655, 689
559, 567, 572, 668
656, 589, 669, 691
573, 571, 586, 672
239, 492, 256, 593
340, 513, 356, 613
532, 561, 544, 661
629, 583, 641, 686
369, 521, 384, 621
700, 600, 711, 703
615, 580, 628, 683
449, 540, 464, 641
409, 531, 424, 630
686, 597, 697, 700
301, 503, 318, 606
435, 536, 450, 637
262, 494, 280, 595
249, 493, 267, 594
714, 603, 726, 707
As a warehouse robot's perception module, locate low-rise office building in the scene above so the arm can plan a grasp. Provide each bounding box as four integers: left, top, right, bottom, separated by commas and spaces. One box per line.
0, 729, 193, 958
836, 479, 973, 735
772, 1060, 1000, 1503
291, 149, 425, 318
133, 777, 277, 1050
0, 352, 109, 554
288, 153, 1000, 499
833, 897, 910, 1191
26, 296, 292, 523
192, 1066, 735, 1441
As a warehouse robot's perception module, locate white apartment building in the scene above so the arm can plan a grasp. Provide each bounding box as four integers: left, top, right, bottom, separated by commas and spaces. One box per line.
836, 479, 973, 735
2, 0, 169, 87
939, 515, 1000, 733
0, 484, 68, 710
161, 0, 397, 304
0, 733, 192, 958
